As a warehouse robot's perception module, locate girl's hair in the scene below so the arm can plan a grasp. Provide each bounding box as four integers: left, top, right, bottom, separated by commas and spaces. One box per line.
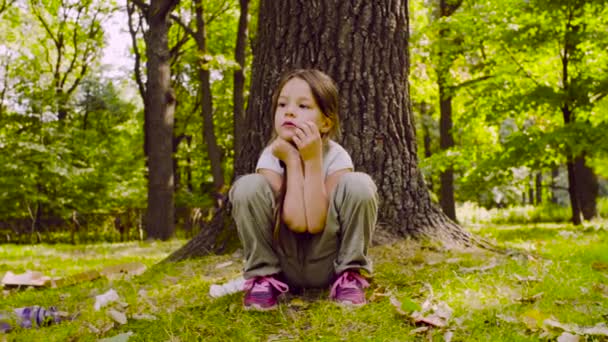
271, 69, 340, 244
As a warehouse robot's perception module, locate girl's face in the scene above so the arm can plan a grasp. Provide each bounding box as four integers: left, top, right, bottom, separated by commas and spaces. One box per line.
274, 77, 331, 141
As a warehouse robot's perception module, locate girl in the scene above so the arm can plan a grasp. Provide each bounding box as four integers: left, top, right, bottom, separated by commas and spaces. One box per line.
229, 69, 378, 311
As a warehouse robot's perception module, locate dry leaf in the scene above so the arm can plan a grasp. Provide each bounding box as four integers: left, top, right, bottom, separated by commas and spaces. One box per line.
100, 262, 147, 280
94, 289, 120, 311
592, 261, 608, 272
557, 332, 579, 342
413, 313, 446, 327
409, 327, 429, 335
1, 270, 55, 287
214, 261, 233, 269
389, 296, 408, 316
496, 314, 518, 323
107, 309, 127, 325
368, 289, 390, 302
131, 313, 157, 321
516, 292, 544, 303
83, 321, 101, 334
579, 323, 608, 336
459, 259, 499, 273
513, 274, 540, 283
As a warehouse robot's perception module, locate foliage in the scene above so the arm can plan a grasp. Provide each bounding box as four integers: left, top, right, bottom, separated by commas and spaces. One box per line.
411, 0, 608, 209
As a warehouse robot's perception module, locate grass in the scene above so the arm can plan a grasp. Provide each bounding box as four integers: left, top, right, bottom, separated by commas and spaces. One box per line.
1, 221, 608, 341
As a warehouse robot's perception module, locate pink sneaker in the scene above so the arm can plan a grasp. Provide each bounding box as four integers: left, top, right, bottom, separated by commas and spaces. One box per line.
330, 271, 370, 306
243, 275, 289, 311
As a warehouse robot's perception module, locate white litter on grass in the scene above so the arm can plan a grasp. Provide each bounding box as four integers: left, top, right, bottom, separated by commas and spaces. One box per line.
209, 277, 245, 298
94, 289, 120, 311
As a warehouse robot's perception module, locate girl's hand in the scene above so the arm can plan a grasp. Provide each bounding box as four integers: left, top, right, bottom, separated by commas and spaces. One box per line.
292, 121, 322, 161
271, 137, 300, 164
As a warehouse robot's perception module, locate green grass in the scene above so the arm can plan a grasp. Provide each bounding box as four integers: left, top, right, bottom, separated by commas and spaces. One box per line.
2, 222, 608, 341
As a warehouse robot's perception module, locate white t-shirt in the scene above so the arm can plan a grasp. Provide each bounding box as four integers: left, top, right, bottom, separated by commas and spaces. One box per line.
256, 140, 354, 177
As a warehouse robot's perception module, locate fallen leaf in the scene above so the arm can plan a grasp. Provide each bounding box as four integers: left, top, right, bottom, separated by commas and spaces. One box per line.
434, 302, 453, 321
557, 332, 579, 342
368, 288, 390, 302
107, 309, 127, 325
579, 322, 608, 336
516, 292, 544, 303
444, 330, 454, 342
214, 261, 233, 269
94, 289, 120, 311
100, 262, 147, 280
513, 274, 540, 283
131, 313, 157, 321
82, 321, 100, 334
558, 231, 579, 239
592, 261, 608, 272
389, 296, 408, 316
496, 314, 518, 323
592, 283, 608, 296
459, 259, 499, 273
1, 270, 56, 287
409, 326, 429, 335
98, 331, 134, 342
413, 313, 446, 327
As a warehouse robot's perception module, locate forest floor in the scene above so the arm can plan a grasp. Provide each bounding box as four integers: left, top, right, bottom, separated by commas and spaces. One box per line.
1, 220, 608, 341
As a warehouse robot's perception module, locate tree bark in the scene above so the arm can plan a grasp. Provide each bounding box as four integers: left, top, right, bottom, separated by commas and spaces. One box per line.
439, 84, 456, 221
436, 0, 461, 222
232, 0, 249, 167
194, 0, 225, 196
144, 0, 179, 240
167, 0, 487, 261
535, 172, 542, 205
575, 154, 598, 220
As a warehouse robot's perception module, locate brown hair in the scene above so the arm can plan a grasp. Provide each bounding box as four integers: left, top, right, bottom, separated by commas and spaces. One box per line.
271, 69, 341, 243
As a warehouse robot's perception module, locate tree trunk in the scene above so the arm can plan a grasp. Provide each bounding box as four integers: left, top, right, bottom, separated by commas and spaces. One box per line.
436, 0, 461, 222
167, 0, 486, 261
420, 102, 434, 192
439, 84, 456, 221
551, 167, 559, 204
535, 172, 542, 205
232, 0, 249, 168
194, 0, 225, 196
144, 0, 179, 240
575, 154, 598, 220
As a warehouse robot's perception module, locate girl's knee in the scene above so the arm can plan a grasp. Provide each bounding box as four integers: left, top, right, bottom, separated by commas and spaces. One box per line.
339, 172, 377, 202
229, 174, 272, 204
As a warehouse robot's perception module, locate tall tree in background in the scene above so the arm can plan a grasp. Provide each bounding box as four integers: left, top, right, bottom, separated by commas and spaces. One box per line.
137, 0, 180, 240
30, 0, 107, 121
193, 0, 225, 197
436, 0, 462, 222
232, 0, 249, 162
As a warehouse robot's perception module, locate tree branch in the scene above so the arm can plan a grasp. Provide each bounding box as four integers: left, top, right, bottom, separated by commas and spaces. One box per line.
453, 75, 493, 91
127, 1, 146, 100
500, 43, 541, 87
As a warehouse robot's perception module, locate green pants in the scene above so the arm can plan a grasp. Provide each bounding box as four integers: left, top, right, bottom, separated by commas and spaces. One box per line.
229, 172, 378, 289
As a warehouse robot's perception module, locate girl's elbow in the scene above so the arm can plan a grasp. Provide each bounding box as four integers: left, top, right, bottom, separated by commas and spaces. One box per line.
307, 218, 326, 234
307, 225, 324, 234
282, 212, 307, 233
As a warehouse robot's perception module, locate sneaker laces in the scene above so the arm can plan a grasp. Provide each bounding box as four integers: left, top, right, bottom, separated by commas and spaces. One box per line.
330, 271, 369, 298
243, 276, 289, 294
